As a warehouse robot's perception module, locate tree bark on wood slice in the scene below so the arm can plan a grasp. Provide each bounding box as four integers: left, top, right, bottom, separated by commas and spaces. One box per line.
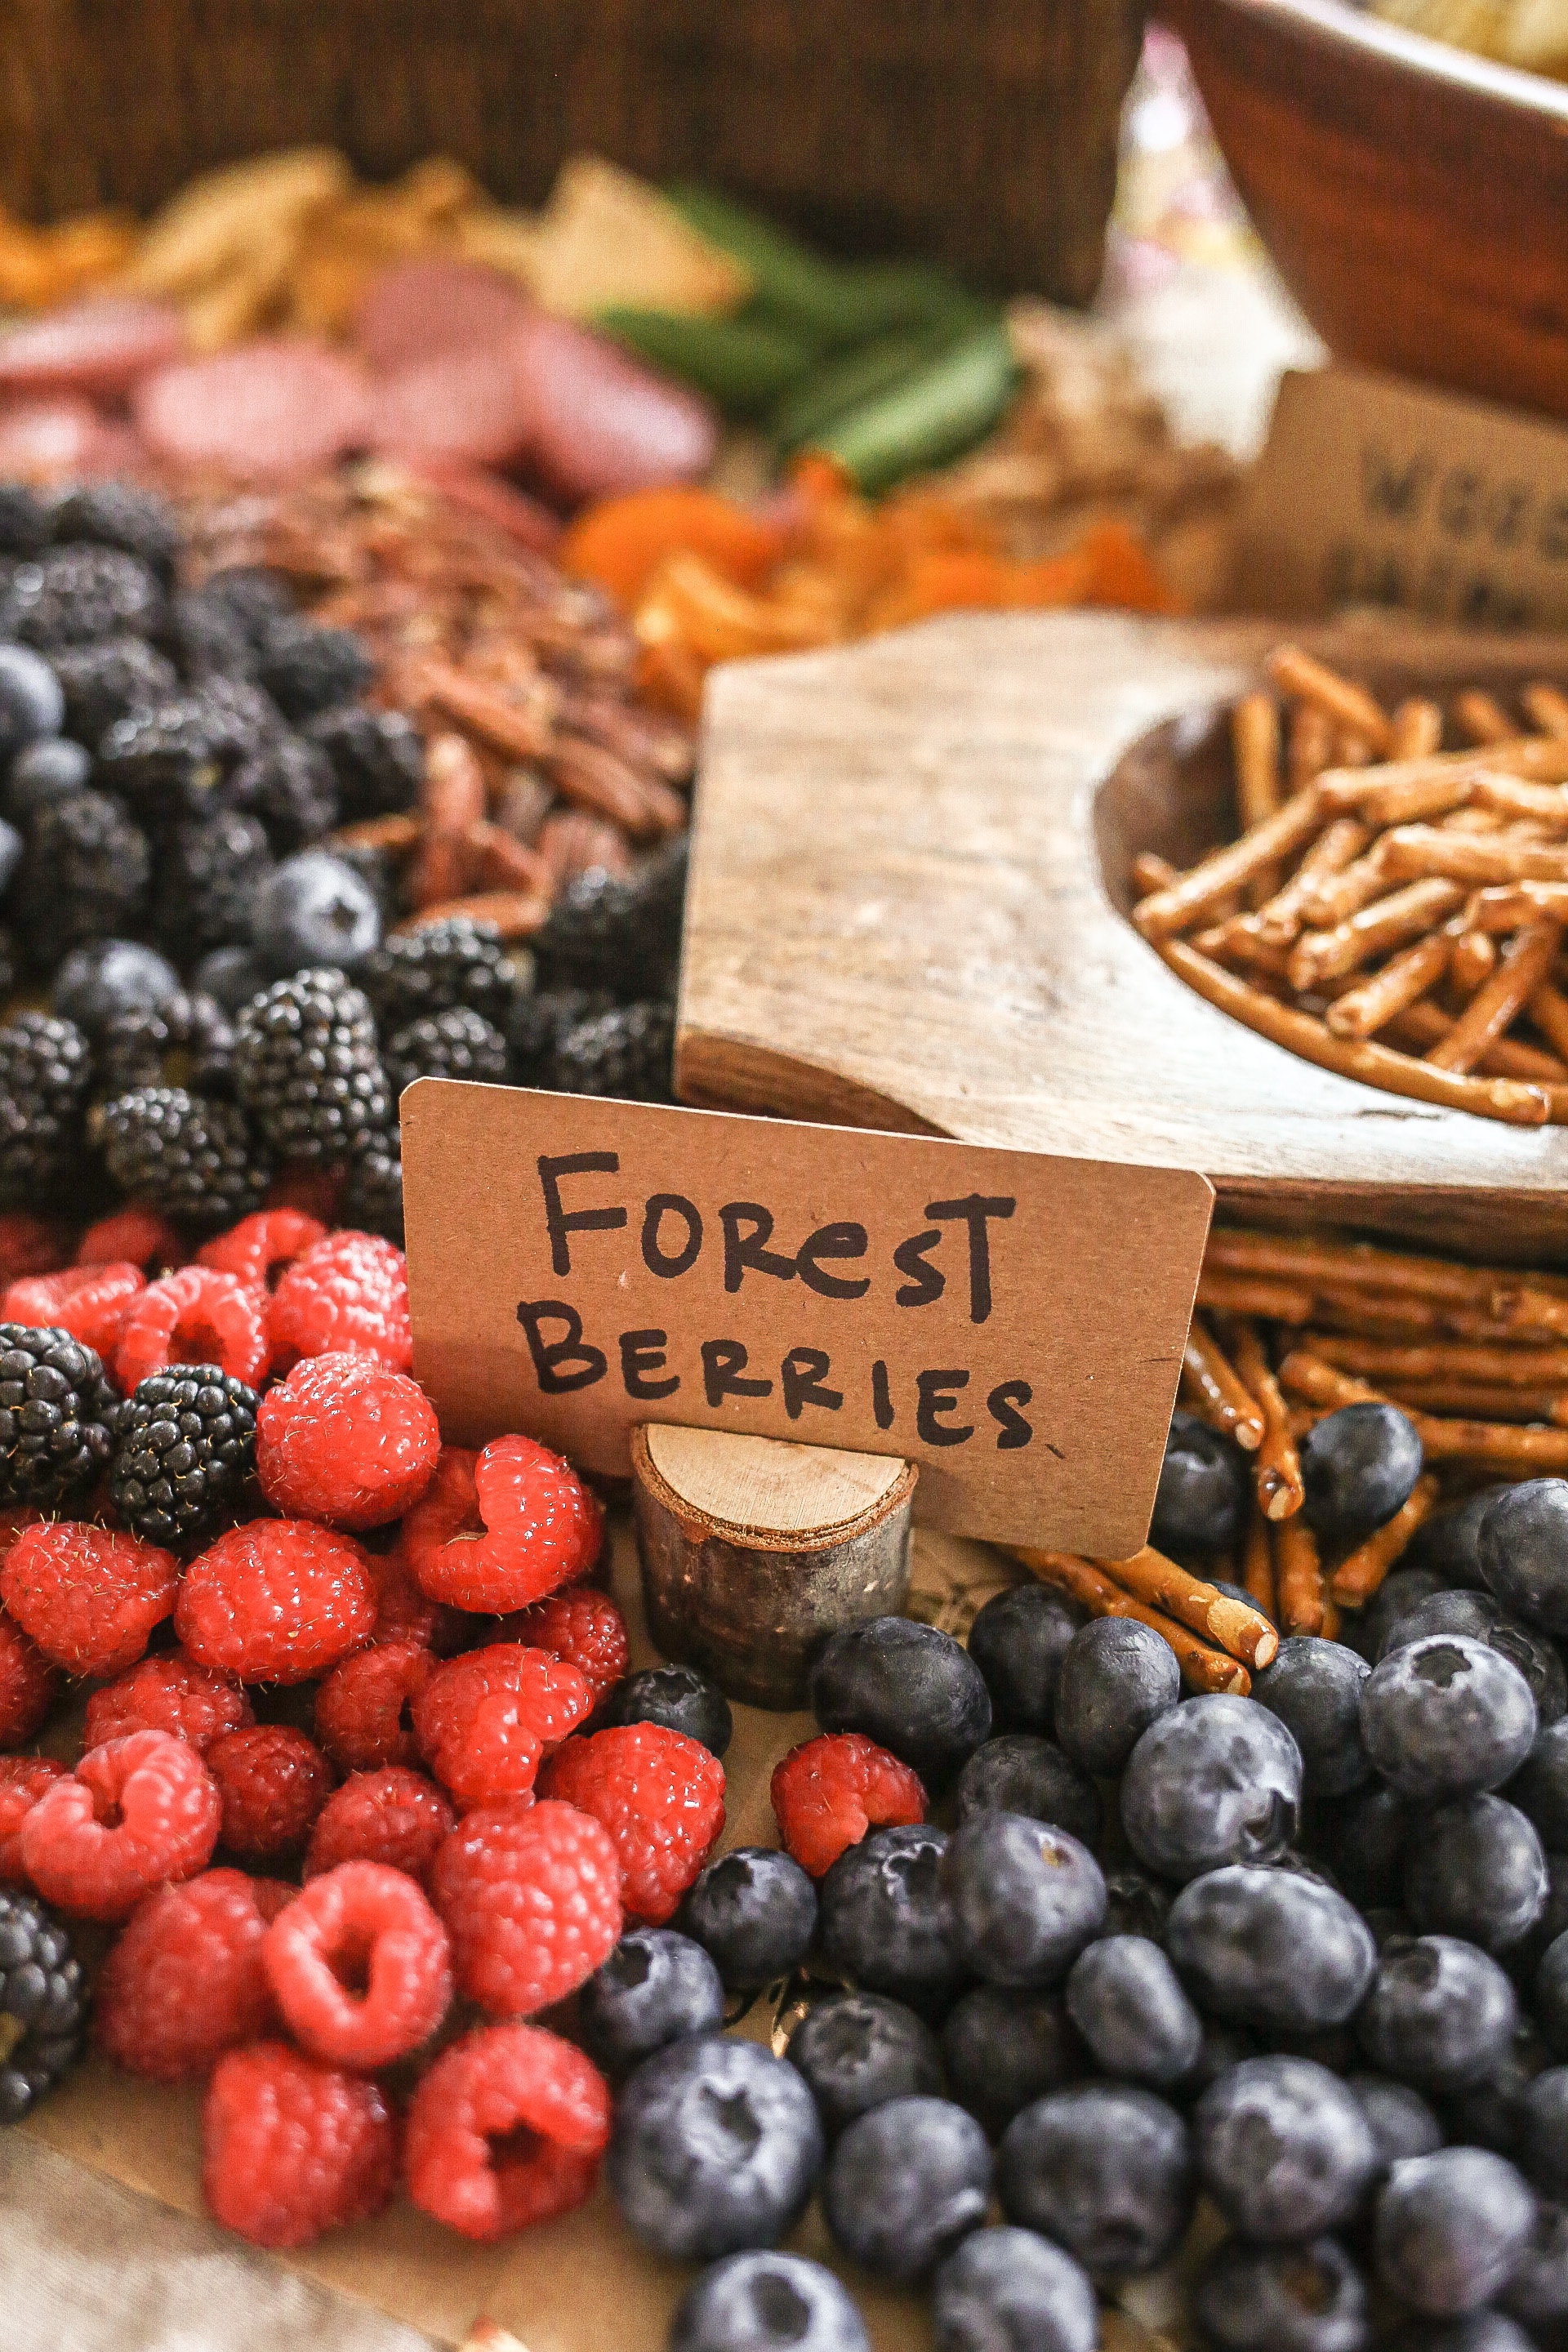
630, 1423, 916, 1710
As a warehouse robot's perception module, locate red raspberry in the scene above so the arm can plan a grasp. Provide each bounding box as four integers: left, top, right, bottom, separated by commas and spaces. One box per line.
85, 1655, 255, 1754
198, 1209, 327, 1290
203, 2040, 398, 2247
413, 1644, 595, 1807
314, 1642, 433, 1772
94, 1868, 294, 2081
256, 1353, 440, 1530
538, 1726, 726, 1926
2, 1261, 145, 1355
77, 1206, 186, 1273
404, 1436, 602, 1612
770, 1732, 928, 1877
430, 1798, 621, 2016
176, 1520, 376, 1684
21, 1730, 221, 1919
115, 1267, 272, 1393
0, 1756, 65, 1882
368, 1545, 462, 1652
207, 1726, 332, 1863
0, 1211, 74, 1286
263, 1859, 452, 2068
405, 2023, 610, 2239
305, 1767, 455, 1887
2, 1521, 179, 1676
270, 1232, 412, 1373
265, 1163, 347, 1223
503, 1588, 628, 1704
0, 1606, 58, 1747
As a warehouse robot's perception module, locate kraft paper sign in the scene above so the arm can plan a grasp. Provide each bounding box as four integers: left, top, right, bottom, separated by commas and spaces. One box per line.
1236, 363, 1568, 630
401, 1081, 1214, 1553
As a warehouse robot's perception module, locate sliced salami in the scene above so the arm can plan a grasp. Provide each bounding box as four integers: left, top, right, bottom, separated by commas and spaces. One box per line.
354, 256, 534, 372
515, 315, 719, 506
0, 296, 185, 403
368, 339, 535, 473
134, 340, 372, 480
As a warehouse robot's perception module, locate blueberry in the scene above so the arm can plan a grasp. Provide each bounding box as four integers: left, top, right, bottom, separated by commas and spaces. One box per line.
1502, 2200, 1568, 2333
954, 1735, 1101, 1848
1254, 1637, 1373, 1797
1511, 1719, 1568, 1847
1391, 2323, 1535, 2352
1346, 2073, 1445, 2171
1100, 1866, 1172, 1943
1054, 1618, 1181, 1778
1402, 1795, 1548, 1953
808, 1617, 991, 1786
939, 1985, 1082, 2136
1152, 1411, 1249, 1552
1407, 1486, 1509, 1590
578, 1927, 724, 2077
997, 2083, 1192, 2277
1538, 1931, 1568, 2056
966, 1582, 1087, 1735
941, 1813, 1106, 1989
822, 2096, 991, 2280
193, 943, 270, 1017
1165, 1864, 1377, 2031
603, 1664, 733, 1757
932, 2227, 1098, 2352
783, 1991, 942, 2137
1375, 2146, 1536, 2314
0, 645, 62, 758
1192, 2235, 1370, 2352
1320, 1783, 1412, 1909
607, 2035, 824, 2260
1300, 1404, 1423, 1542
817, 1824, 962, 2015
679, 1847, 817, 1990
1441, 2025, 1547, 2155
51, 938, 179, 1036
1120, 1694, 1303, 1882
1194, 2056, 1378, 2241
249, 849, 381, 975
1361, 1635, 1537, 1800
668, 2251, 870, 2352
1382, 1592, 1567, 1727
1480, 1479, 1568, 1633
1356, 1935, 1519, 2090
1064, 1936, 1201, 2087
1348, 1564, 1449, 1663
1521, 2065, 1568, 2198
7, 734, 88, 822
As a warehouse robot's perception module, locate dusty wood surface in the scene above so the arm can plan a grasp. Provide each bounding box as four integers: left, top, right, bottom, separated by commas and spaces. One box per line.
678, 608, 1568, 1262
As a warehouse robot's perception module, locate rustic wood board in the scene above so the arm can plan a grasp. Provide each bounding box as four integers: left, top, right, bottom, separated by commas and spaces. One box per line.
676, 610, 1568, 1262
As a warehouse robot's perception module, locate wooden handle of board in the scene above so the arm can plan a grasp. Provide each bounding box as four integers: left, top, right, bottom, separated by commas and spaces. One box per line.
630, 1423, 916, 1710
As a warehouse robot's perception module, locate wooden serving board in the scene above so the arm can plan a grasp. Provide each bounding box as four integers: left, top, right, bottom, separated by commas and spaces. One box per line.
676, 610, 1568, 1263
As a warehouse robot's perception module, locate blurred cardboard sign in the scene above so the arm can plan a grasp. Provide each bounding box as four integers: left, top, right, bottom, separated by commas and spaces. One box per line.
1237, 363, 1568, 631
402, 1081, 1214, 1555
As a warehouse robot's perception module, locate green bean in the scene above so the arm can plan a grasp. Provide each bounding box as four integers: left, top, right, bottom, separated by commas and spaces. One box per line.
812, 323, 1021, 494
666, 183, 974, 347
595, 306, 814, 417
771, 315, 996, 453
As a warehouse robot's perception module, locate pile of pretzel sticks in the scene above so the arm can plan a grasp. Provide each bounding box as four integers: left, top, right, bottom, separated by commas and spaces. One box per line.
1132, 646, 1568, 1125
1014, 1223, 1568, 1693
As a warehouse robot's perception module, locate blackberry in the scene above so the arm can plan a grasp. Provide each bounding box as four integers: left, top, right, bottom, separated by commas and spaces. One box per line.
385, 1006, 509, 1097
0, 1013, 91, 1202
0, 1890, 87, 2122
96, 1086, 271, 1227
160, 587, 256, 681
194, 674, 283, 764
303, 703, 423, 818
221, 733, 338, 851
257, 619, 373, 723
48, 635, 179, 747
97, 993, 236, 1100
97, 698, 229, 822
0, 1325, 118, 1502
509, 986, 613, 1083
0, 485, 50, 556
533, 844, 686, 1000
552, 1000, 675, 1102
109, 1363, 259, 1545
17, 791, 149, 960
153, 812, 273, 954
8, 545, 164, 648
360, 915, 520, 1031
198, 566, 295, 644
232, 968, 390, 1165
343, 1134, 404, 1244
48, 482, 180, 581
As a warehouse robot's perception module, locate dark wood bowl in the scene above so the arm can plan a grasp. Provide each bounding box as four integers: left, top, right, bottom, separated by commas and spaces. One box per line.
1160, 0, 1568, 418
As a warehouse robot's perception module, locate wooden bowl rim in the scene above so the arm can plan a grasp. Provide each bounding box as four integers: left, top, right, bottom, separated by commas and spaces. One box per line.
1183, 0, 1568, 122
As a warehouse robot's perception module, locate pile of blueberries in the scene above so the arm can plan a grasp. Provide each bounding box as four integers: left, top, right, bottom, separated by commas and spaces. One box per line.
578, 1417, 1568, 2352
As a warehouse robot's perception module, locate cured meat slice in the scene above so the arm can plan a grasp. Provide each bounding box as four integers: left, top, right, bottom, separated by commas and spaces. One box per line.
368, 340, 534, 472
133, 340, 372, 480
515, 315, 718, 506
0, 399, 105, 480
0, 296, 185, 403
354, 257, 533, 372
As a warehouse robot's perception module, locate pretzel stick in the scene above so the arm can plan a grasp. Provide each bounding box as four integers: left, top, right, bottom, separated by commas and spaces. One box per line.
1297, 846, 1399, 930
1331, 1473, 1441, 1605
1334, 730, 1376, 768
1317, 742, 1568, 811
1134, 790, 1328, 941
1417, 1419, 1568, 1470
1289, 702, 1336, 789
1132, 850, 1181, 896
1454, 690, 1517, 746
1278, 1350, 1384, 1410
1328, 773, 1477, 828
1195, 1273, 1316, 1322
1196, 924, 1293, 978
1209, 1229, 1533, 1307
1383, 999, 1567, 1083
1267, 646, 1393, 751
1528, 980, 1568, 1062
1472, 882, 1568, 930
1382, 1380, 1566, 1421
1251, 818, 1372, 947
1088, 1546, 1279, 1667
1381, 828, 1568, 888
1449, 929, 1498, 998
1155, 941, 1552, 1125
1240, 1500, 1276, 1618
1468, 774, 1568, 825
1323, 929, 1453, 1040
1183, 1322, 1267, 1447
1290, 878, 1467, 992
1425, 921, 1561, 1072
1307, 1334, 1568, 1386
1524, 683, 1568, 740
1227, 1320, 1305, 1521
1272, 1516, 1325, 1633
1391, 698, 1444, 760
1233, 693, 1284, 907
1013, 1552, 1250, 1693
